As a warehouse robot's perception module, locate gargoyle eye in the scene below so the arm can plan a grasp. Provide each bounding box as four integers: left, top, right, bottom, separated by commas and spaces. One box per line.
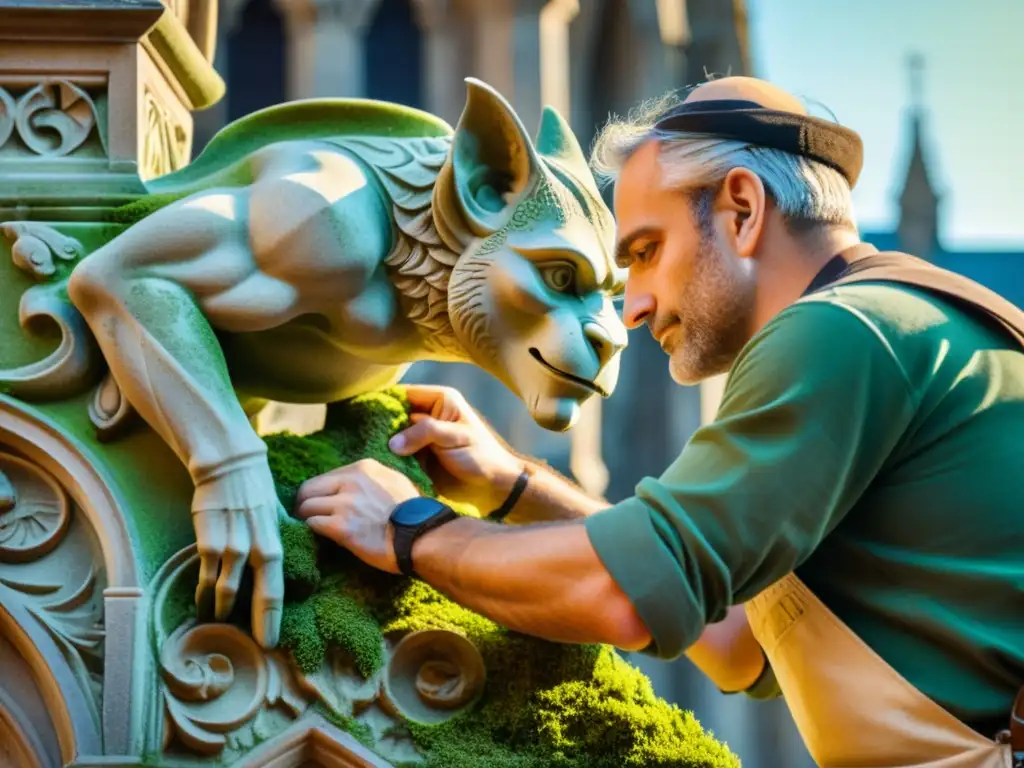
540, 263, 575, 293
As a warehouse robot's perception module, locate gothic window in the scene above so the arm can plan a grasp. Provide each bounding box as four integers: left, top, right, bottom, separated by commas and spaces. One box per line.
364, 0, 424, 109
226, 0, 287, 121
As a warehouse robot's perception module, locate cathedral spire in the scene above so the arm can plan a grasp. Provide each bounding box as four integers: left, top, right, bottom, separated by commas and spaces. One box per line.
897, 52, 942, 257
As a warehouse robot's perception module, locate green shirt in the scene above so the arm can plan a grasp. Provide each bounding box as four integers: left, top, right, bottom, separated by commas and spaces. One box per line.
585, 281, 1024, 736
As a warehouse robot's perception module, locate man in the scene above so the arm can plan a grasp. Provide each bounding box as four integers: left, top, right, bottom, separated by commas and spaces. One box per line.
293, 76, 1024, 767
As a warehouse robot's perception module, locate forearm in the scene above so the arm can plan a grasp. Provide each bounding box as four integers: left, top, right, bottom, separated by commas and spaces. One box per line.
684, 604, 766, 692
501, 460, 608, 524
411, 516, 651, 650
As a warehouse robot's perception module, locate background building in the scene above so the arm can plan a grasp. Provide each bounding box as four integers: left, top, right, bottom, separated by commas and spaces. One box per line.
182, 2, 1022, 766
861, 54, 1024, 301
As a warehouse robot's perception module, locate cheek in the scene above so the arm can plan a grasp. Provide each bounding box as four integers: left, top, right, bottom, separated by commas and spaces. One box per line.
491, 260, 557, 319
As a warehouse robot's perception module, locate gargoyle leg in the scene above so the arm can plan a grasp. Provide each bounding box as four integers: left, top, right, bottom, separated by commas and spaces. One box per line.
67, 248, 266, 478
66, 201, 285, 648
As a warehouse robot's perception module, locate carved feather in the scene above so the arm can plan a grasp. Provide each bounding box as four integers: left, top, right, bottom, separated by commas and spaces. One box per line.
339, 137, 464, 358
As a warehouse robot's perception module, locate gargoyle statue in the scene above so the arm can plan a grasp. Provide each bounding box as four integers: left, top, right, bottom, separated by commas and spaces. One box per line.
5, 79, 628, 649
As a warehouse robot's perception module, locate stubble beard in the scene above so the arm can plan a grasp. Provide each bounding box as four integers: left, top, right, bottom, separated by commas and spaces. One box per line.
664, 234, 757, 386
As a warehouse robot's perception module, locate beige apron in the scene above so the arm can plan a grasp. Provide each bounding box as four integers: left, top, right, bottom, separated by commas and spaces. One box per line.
745, 573, 1012, 767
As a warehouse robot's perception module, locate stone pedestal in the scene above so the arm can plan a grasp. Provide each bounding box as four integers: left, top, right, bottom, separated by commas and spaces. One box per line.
0, 0, 224, 218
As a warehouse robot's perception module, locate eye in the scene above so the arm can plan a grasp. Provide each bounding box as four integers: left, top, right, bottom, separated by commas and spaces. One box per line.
540, 263, 576, 293
633, 242, 658, 264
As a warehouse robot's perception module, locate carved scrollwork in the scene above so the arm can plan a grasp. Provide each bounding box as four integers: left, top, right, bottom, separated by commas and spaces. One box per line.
1, 222, 83, 280
154, 548, 312, 757
381, 629, 486, 724
0, 86, 15, 149
0, 453, 70, 563
0, 224, 105, 401
160, 620, 308, 755
3, 80, 104, 157
152, 544, 489, 763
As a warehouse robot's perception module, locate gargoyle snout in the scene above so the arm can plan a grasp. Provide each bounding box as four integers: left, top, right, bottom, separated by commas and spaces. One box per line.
583, 320, 626, 369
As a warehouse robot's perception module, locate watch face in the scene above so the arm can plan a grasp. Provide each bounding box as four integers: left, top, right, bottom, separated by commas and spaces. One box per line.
391, 497, 449, 527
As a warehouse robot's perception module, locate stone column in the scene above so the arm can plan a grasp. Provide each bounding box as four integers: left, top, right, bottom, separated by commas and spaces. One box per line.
274, 0, 381, 99
411, 0, 467, 125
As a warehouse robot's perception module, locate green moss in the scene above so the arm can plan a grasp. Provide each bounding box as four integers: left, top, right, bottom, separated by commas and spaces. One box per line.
264, 386, 738, 768
106, 192, 191, 225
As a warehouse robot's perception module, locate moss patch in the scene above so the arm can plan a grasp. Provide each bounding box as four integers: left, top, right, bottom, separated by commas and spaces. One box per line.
263, 387, 738, 768
105, 192, 192, 226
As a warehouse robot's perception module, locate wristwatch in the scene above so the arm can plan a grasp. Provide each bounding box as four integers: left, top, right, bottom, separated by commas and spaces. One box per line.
389, 497, 459, 579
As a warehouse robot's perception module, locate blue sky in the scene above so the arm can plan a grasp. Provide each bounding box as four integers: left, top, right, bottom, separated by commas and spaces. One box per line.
745, 0, 1024, 249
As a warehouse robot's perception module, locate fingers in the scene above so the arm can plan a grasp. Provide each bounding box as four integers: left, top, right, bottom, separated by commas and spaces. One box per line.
293, 459, 385, 508
249, 505, 283, 650
214, 512, 250, 621
305, 514, 342, 540
403, 384, 465, 419
294, 494, 341, 522
389, 416, 469, 455
294, 468, 348, 508
193, 509, 227, 620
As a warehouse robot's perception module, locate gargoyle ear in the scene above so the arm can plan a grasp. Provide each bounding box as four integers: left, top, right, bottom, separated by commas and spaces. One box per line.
451, 78, 542, 235
535, 105, 599, 197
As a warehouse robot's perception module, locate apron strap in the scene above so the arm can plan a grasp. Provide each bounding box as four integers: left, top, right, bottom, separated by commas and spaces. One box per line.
802, 243, 1024, 349
806, 243, 1024, 752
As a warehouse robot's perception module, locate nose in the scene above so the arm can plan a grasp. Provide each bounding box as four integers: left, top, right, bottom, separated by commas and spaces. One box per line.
584, 320, 626, 368
621, 279, 655, 330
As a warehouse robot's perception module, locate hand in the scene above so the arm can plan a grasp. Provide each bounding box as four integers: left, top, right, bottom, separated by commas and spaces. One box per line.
191, 460, 285, 649
388, 385, 525, 510
294, 458, 420, 574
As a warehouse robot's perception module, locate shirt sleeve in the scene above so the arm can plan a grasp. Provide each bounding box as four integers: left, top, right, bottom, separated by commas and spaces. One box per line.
584, 298, 917, 660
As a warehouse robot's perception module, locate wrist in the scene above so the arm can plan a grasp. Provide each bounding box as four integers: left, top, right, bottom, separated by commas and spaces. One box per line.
410, 515, 476, 577
490, 456, 529, 497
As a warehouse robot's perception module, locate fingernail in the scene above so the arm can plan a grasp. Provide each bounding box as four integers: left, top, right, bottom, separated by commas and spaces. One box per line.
389, 435, 404, 452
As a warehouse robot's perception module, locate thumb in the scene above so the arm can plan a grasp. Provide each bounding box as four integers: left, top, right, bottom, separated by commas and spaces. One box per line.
389, 416, 468, 456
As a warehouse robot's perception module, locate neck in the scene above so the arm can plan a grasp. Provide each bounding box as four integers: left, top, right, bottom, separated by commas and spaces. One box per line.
750, 224, 862, 335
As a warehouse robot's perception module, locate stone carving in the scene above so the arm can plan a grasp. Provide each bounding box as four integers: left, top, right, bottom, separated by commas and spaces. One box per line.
0, 78, 626, 652
381, 629, 485, 724
0, 453, 71, 563
0, 223, 104, 401
0, 80, 104, 157
2, 221, 84, 280
0, 450, 106, 732
142, 87, 190, 180
153, 544, 481, 763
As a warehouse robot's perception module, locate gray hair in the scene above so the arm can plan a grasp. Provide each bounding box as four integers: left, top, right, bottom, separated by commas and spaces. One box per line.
590, 92, 858, 234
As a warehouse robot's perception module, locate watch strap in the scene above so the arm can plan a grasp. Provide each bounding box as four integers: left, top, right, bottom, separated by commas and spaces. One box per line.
392, 503, 459, 579
393, 524, 420, 579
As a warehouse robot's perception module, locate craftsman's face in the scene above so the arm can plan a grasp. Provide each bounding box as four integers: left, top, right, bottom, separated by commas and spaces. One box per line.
614, 141, 757, 384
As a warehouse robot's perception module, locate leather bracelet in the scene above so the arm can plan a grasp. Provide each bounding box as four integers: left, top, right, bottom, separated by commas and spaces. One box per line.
490, 466, 531, 522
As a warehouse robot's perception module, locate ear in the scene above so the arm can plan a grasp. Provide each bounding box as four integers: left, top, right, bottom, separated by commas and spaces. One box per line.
717, 167, 768, 259
535, 106, 601, 199
451, 78, 542, 235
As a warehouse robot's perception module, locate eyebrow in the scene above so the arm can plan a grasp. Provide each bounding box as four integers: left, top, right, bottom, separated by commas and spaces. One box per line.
614, 226, 661, 267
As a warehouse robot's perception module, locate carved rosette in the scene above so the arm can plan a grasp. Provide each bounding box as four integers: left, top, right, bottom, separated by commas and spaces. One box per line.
0, 453, 71, 563
153, 545, 488, 765
0, 450, 106, 726
0, 79, 106, 158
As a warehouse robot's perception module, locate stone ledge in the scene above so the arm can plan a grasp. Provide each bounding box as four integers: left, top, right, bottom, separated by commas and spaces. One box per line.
0, 0, 165, 42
